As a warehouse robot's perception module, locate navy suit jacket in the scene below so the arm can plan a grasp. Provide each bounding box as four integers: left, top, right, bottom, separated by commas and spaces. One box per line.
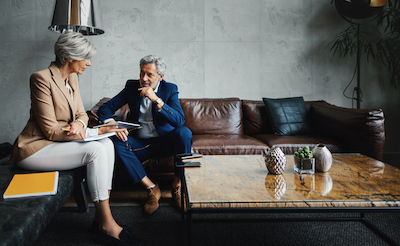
98, 80, 185, 136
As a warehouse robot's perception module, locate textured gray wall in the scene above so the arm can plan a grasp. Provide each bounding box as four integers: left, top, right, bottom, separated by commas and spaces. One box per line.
0, 0, 398, 153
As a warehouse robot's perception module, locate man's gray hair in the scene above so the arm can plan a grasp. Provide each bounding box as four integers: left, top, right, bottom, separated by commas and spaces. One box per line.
54, 32, 96, 65
140, 55, 166, 75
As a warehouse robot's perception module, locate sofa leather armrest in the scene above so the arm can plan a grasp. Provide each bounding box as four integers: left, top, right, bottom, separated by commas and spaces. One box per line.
87, 110, 99, 128
310, 101, 385, 160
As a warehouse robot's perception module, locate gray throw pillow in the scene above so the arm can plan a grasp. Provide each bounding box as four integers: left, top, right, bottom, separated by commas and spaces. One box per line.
262, 97, 310, 135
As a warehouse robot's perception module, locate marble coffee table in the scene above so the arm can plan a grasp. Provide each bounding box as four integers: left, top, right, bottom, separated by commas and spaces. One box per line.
180, 154, 400, 244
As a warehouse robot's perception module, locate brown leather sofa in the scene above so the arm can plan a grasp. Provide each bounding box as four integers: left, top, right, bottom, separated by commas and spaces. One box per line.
180, 98, 384, 160
88, 97, 385, 189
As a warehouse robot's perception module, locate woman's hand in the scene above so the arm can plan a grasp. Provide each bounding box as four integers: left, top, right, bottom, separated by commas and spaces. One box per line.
98, 126, 129, 142
67, 121, 85, 139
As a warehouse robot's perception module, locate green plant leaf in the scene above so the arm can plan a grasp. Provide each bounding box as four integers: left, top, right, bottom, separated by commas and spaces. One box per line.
330, 0, 400, 86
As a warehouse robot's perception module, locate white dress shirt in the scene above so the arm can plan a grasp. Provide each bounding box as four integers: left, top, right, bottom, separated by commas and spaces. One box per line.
64, 77, 98, 138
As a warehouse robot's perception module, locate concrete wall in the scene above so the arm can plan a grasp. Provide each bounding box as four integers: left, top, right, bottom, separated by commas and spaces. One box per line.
0, 0, 399, 154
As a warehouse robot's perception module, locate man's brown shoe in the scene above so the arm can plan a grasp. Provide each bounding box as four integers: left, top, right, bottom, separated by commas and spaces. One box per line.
172, 182, 186, 212
144, 185, 161, 215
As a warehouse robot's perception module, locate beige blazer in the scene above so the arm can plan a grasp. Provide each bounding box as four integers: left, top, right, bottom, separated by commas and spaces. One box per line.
11, 64, 89, 163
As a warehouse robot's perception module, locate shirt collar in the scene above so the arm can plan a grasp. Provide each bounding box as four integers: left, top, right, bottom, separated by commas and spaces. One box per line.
154, 80, 161, 93
55, 66, 70, 86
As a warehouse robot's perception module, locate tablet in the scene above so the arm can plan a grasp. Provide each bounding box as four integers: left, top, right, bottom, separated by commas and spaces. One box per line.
94, 121, 141, 129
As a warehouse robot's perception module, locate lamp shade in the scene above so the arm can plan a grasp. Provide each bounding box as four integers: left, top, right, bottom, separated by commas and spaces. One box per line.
335, 0, 388, 19
48, 0, 104, 35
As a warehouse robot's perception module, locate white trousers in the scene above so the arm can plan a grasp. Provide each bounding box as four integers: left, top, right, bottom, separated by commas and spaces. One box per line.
18, 138, 114, 202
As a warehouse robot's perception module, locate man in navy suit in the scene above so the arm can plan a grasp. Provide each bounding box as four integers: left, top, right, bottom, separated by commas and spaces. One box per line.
98, 55, 192, 215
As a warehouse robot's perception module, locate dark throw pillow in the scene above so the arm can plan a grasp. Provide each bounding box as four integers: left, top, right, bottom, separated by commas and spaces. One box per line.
262, 97, 310, 136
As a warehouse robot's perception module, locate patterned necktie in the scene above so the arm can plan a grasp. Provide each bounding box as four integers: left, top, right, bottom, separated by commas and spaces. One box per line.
140, 97, 152, 121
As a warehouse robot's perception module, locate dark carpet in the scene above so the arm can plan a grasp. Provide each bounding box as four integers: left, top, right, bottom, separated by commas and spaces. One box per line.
36, 203, 400, 246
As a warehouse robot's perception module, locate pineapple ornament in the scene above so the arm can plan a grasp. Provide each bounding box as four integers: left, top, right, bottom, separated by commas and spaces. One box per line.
263, 146, 286, 175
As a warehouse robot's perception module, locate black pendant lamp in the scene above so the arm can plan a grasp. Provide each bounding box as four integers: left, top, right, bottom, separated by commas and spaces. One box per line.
49, 0, 104, 35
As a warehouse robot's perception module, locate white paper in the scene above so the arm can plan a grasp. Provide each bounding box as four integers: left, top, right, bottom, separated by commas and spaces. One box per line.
76, 132, 116, 142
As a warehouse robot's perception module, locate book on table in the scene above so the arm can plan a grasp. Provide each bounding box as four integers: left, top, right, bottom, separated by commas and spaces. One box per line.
175, 153, 203, 168
3, 171, 59, 199
175, 162, 202, 168
176, 153, 203, 160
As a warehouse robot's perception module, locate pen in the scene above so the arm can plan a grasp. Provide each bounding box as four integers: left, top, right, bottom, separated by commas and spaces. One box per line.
61, 127, 70, 132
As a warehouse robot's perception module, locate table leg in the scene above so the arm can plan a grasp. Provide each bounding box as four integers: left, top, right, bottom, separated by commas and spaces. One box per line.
186, 209, 192, 246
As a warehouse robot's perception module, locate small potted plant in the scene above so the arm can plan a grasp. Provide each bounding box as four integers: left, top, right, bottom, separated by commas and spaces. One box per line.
294, 146, 315, 174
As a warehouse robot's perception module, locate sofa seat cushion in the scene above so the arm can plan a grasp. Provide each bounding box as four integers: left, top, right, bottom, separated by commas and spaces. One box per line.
192, 135, 268, 155
253, 134, 343, 154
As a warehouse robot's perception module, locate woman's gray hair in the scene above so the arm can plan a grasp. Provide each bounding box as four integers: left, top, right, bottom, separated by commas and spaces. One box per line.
140, 55, 166, 75
54, 32, 96, 65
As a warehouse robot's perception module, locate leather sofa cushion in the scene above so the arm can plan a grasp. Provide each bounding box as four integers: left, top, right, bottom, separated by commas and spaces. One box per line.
254, 133, 343, 154
192, 134, 268, 155
263, 97, 310, 135
242, 100, 313, 135
241, 100, 272, 135
180, 98, 243, 135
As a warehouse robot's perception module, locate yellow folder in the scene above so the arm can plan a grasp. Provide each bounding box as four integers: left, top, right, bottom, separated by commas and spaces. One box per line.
3, 171, 59, 199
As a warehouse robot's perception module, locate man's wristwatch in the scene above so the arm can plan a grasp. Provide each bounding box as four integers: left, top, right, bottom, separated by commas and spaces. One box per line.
155, 98, 163, 105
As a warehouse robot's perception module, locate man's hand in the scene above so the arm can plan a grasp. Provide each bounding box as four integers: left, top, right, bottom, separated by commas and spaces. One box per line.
98, 126, 129, 141
138, 87, 164, 110
115, 128, 129, 142
138, 87, 158, 101
67, 121, 85, 139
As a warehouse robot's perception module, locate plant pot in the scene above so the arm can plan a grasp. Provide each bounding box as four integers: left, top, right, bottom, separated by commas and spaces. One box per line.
294, 156, 315, 174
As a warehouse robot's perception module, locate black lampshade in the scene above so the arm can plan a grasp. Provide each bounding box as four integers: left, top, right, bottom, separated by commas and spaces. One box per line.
49, 0, 104, 35
335, 0, 387, 19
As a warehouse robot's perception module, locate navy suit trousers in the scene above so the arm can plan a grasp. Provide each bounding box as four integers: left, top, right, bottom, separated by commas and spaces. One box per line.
112, 126, 192, 183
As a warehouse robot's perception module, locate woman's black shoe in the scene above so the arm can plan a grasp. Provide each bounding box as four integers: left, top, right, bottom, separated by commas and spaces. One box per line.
91, 220, 99, 233
119, 228, 142, 246
93, 224, 142, 246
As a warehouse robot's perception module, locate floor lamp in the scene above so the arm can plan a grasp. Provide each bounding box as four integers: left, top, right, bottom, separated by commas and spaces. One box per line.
334, 0, 387, 109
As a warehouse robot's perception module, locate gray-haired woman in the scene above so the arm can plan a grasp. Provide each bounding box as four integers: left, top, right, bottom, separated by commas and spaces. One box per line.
11, 32, 138, 245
